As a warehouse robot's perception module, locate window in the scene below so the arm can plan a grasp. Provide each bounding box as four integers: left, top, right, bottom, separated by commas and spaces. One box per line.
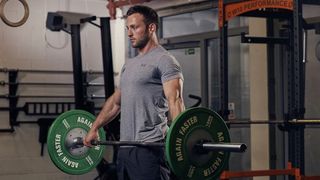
161, 9, 218, 38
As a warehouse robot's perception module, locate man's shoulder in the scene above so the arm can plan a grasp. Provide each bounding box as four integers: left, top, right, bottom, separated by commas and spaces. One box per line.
153, 46, 174, 60
156, 46, 170, 54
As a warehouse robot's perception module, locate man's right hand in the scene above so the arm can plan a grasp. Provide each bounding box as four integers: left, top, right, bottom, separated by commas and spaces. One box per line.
83, 129, 99, 147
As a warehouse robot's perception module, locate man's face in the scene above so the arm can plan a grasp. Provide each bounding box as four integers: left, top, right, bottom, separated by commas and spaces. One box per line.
126, 13, 150, 49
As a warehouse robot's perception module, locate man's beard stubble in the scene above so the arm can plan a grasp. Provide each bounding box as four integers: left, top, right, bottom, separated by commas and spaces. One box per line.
132, 31, 150, 49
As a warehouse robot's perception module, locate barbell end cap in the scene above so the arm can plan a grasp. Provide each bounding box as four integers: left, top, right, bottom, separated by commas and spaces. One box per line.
239, 143, 247, 152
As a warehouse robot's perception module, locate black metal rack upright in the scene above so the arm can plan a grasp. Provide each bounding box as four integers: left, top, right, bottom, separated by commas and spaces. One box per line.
219, 0, 229, 121
100, 17, 115, 99
287, 0, 305, 176
70, 24, 86, 110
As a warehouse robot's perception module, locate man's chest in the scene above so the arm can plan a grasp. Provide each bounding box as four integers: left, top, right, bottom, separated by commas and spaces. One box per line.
121, 62, 161, 84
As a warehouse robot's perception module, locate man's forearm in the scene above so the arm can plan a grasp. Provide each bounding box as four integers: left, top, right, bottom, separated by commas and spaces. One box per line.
163, 78, 185, 122
91, 95, 120, 131
168, 97, 185, 122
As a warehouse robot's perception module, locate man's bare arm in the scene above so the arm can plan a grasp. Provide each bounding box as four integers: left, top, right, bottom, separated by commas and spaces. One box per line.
91, 88, 121, 131
84, 88, 121, 146
163, 78, 185, 122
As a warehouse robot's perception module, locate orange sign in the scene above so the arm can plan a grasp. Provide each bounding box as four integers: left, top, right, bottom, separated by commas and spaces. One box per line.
219, 0, 293, 26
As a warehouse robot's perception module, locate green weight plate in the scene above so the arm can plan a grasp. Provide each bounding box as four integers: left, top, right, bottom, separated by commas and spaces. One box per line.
165, 107, 230, 180
47, 110, 106, 175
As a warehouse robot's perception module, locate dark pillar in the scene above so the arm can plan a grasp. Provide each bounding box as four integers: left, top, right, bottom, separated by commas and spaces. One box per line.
100, 17, 115, 99
70, 24, 85, 109
219, 21, 229, 121
288, 0, 305, 178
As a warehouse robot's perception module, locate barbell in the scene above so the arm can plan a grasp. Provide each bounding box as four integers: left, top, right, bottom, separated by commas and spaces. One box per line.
47, 107, 247, 180
72, 138, 246, 152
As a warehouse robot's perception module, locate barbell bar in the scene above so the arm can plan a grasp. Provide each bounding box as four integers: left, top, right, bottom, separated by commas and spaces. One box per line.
70, 138, 247, 153
47, 108, 247, 179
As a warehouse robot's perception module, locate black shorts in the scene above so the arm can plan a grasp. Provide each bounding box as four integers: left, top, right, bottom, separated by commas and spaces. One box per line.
116, 146, 171, 180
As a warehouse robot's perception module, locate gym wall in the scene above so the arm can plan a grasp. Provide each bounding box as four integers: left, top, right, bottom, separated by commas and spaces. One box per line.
0, 0, 125, 179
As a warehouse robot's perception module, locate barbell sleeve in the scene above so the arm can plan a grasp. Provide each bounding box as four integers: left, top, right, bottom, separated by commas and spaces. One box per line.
199, 143, 247, 152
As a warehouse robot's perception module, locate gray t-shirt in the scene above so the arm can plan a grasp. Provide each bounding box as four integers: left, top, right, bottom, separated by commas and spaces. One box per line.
119, 46, 183, 142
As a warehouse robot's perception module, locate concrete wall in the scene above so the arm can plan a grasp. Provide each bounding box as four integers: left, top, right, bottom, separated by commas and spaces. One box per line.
303, 4, 320, 176
248, 17, 269, 180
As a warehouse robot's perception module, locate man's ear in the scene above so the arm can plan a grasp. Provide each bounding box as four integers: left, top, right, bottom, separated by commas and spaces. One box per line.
148, 23, 156, 33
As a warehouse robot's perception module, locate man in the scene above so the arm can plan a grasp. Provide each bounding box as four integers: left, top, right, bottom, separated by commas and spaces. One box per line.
84, 5, 185, 180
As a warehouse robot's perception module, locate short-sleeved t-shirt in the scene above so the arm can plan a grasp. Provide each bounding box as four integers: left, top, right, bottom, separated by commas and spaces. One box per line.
119, 46, 183, 142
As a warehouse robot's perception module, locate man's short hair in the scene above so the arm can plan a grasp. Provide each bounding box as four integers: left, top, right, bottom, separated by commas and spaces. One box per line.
126, 5, 159, 30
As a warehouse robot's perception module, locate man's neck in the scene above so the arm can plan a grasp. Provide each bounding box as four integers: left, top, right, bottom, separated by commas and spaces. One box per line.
138, 35, 159, 55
